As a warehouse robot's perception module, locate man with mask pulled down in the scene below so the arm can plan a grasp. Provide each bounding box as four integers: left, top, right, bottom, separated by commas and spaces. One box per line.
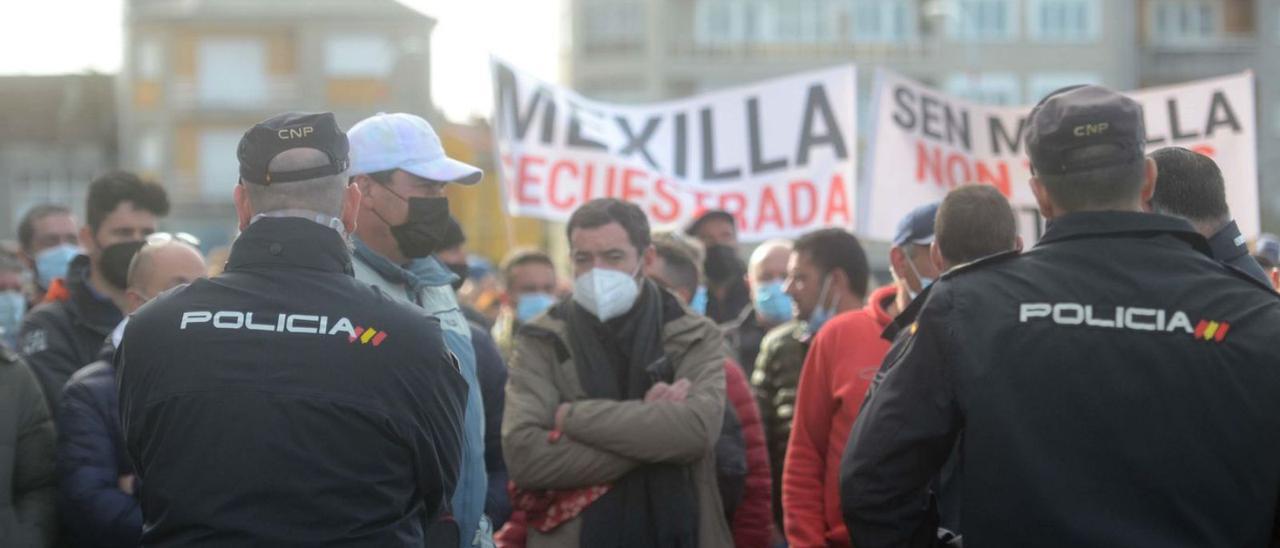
503, 198, 732, 547
19, 172, 169, 408
346, 112, 493, 548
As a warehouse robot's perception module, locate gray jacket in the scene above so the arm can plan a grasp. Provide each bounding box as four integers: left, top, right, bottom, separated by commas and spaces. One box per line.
0, 347, 56, 547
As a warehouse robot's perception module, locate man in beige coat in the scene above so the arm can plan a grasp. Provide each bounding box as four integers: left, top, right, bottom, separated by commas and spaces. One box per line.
503, 198, 732, 548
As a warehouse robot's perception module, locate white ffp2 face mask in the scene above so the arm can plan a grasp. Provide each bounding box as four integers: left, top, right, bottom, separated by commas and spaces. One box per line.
573, 266, 641, 321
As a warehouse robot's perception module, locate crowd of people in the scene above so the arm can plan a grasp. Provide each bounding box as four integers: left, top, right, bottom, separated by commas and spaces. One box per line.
2, 83, 1280, 548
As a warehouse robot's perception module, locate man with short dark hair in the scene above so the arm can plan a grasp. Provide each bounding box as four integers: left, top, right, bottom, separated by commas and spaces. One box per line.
491, 249, 558, 361
346, 112, 491, 548
841, 85, 1280, 548
57, 237, 207, 548
503, 197, 731, 547
17, 204, 80, 303
117, 112, 467, 546
686, 210, 750, 324
1147, 146, 1269, 285
781, 228, 892, 548
19, 172, 169, 407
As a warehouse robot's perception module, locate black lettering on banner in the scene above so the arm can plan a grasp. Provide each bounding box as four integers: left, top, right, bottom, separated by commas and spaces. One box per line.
1205, 90, 1242, 137
892, 85, 917, 130
989, 116, 1027, 156
747, 97, 788, 175
1167, 98, 1199, 140
674, 113, 688, 178
921, 95, 944, 140
945, 104, 972, 152
617, 115, 663, 170
701, 107, 742, 180
567, 102, 608, 151
494, 62, 552, 143
796, 83, 849, 166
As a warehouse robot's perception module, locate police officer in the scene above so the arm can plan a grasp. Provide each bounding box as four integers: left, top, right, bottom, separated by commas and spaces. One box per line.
116, 112, 467, 546
840, 86, 1280, 548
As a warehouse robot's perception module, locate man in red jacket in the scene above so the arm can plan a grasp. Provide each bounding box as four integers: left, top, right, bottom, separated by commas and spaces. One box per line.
783, 228, 894, 548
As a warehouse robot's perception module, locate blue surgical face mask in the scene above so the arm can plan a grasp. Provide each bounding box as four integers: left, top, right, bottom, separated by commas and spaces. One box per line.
806, 272, 840, 336
35, 243, 79, 288
515, 292, 557, 323
0, 291, 24, 350
690, 285, 708, 315
903, 253, 935, 301
754, 279, 793, 325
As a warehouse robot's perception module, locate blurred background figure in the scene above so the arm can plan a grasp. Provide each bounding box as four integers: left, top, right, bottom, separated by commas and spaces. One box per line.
0, 245, 25, 350
16, 205, 79, 307
19, 172, 168, 410
0, 342, 56, 547
490, 249, 558, 362
887, 202, 941, 316
56, 236, 206, 548
686, 210, 750, 324
728, 239, 793, 380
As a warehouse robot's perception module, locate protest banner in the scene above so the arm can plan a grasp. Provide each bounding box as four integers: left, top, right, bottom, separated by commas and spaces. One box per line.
491, 59, 858, 241
862, 70, 1258, 243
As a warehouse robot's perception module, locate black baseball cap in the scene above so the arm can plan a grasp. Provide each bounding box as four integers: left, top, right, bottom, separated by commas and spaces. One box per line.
684, 210, 736, 237
238, 112, 349, 185
1025, 85, 1145, 176
893, 202, 939, 248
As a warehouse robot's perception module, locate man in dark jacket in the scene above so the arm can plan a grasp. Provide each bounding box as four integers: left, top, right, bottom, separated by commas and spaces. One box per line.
117, 112, 467, 546
18, 172, 169, 408
0, 347, 56, 547
56, 238, 207, 547
1147, 146, 1270, 285
842, 85, 1280, 548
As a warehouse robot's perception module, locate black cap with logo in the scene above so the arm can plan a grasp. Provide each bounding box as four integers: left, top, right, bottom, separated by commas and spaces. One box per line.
238, 112, 350, 185
1025, 85, 1145, 176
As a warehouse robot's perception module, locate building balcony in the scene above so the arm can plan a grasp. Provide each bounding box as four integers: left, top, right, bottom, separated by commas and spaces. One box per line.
169, 75, 301, 113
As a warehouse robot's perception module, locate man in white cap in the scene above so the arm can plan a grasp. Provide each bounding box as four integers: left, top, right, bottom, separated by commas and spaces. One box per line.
346, 112, 491, 548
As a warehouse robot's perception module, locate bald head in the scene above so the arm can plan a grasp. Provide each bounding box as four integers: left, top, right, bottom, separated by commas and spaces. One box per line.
748, 239, 792, 287
125, 241, 207, 313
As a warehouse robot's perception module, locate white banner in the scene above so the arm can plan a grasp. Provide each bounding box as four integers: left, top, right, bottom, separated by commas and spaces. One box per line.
862, 70, 1258, 243
492, 59, 858, 242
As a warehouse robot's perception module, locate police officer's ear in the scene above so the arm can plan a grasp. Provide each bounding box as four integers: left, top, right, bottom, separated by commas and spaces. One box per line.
1029, 176, 1058, 221
1139, 157, 1159, 206
234, 182, 253, 231
929, 241, 947, 274
1014, 235, 1025, 252
340, 183, 362, 234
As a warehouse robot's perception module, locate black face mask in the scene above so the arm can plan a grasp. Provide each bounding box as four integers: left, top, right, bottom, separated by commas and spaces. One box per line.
372, 186, 452, 259
98, 240, 146, 291
444, 262, 468, 291
704, 244, 746, 286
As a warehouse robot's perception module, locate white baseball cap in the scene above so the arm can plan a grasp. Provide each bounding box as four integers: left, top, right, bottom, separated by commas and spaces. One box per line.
347, 112, 483, 185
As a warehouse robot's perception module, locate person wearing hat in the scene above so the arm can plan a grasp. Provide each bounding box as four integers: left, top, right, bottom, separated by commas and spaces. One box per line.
840, 86, 1280, 548
887, 202, 942, 317
116, 112, 468, 546
344, 112, 492, 548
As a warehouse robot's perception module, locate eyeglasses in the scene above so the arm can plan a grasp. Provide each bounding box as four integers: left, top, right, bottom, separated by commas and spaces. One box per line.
145, 232, 201, 248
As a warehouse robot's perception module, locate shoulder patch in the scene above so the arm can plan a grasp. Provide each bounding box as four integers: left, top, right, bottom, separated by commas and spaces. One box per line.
940, 249, 1021, 280
19, 329, 47, 355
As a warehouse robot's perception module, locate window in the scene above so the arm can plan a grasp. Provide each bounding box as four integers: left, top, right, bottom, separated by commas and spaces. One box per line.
1150, 0, 1217, 44
945, 73, 1021, 105
1028, 0, 1098, 42
852, 0, 915, 43
136, 37, 162, 79
775, 0, 837, 43
198, 130, 244, 200
197, 38, 266, 106
138, 130, 162, 173
949, 0, 1019, 42
1026, 72, 1100, 104
695, 0, 778, 46
582, 1, 645, 51
325, 34, 394, 77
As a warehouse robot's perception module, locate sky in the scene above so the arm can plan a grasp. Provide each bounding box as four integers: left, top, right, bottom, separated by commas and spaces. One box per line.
0, 0, 562, 122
